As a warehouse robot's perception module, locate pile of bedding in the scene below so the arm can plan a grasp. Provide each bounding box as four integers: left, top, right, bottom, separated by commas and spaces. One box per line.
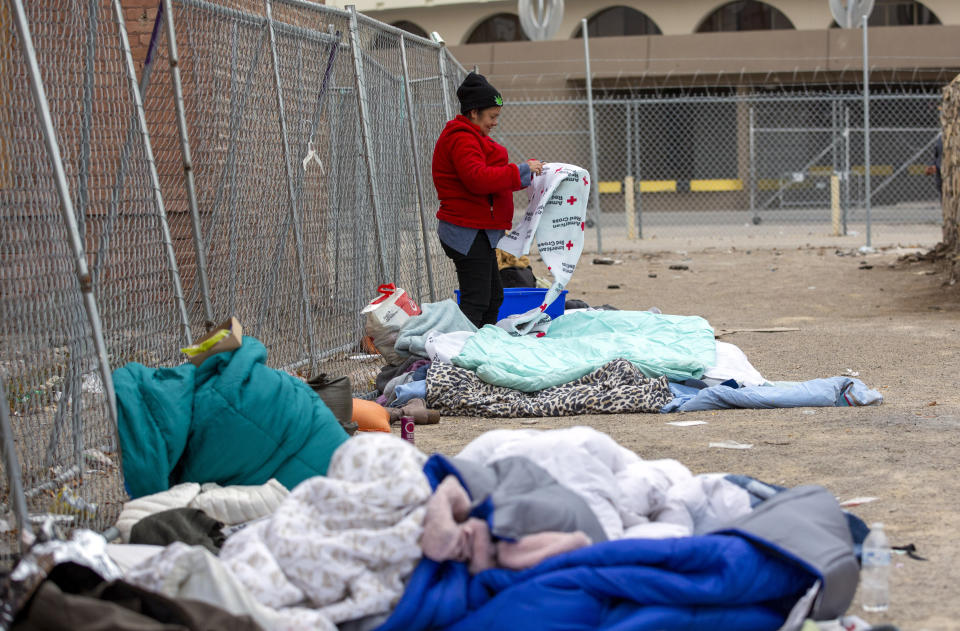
370, 301, 882, 417
63, 305, 882, 631
5, 427, 863, 631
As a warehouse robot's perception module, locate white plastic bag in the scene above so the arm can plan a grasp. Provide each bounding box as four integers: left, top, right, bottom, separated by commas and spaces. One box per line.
360, 284, 421, 363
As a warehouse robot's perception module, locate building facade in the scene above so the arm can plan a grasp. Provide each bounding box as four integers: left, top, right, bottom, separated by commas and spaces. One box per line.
345, 0, 960, 96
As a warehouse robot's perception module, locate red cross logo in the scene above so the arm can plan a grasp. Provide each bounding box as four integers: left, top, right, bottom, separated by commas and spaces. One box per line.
583, 177, 588, 186
547, 266, 551, 270
555, 167, 563, 173
539, 304, 547, 311
566, 196, 577, 205
566, 240, 574, 250
580, 222, 585, 231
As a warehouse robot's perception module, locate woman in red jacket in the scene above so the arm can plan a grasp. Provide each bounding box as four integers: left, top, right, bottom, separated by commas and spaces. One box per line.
432, 72, 543, 328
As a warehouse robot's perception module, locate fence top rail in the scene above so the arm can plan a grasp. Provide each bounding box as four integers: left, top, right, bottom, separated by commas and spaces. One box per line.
262, 0, 452, 50
177, 0, 342, 47
500, 92, 942, 107
274, 0, 351, 20
351, 7, 442, 49
754, 126, 941, 133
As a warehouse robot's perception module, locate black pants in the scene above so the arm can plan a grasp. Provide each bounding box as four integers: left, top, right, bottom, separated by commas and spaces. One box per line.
441, 231, 503, 328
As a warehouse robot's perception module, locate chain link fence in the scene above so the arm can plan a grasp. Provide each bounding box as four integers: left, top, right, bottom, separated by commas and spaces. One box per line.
5, 0, 943, 564
1, 0, 463, 561
1, 0, 190, 555
140, 0, 461, 383
494, 90, 943, 242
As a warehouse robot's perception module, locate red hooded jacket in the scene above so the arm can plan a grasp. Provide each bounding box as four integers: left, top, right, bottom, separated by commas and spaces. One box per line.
432, 115, 522, 230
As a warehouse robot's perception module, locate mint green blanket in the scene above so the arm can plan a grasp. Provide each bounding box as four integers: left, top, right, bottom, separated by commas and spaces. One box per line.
452, 310, 716, 392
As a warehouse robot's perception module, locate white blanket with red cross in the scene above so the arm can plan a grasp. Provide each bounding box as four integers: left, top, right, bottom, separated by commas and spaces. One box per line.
497, 163, 589, 333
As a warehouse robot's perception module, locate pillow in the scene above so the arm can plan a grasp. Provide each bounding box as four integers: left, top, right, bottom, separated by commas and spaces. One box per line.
352, 398, 391, 433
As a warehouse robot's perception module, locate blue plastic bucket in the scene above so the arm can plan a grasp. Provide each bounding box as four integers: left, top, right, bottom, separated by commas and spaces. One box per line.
455, 287, 567, 322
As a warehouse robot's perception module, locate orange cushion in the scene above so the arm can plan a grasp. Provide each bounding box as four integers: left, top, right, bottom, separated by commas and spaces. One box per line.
351, 398, 391, 433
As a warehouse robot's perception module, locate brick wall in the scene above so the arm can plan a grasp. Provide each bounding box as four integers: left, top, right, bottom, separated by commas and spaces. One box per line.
121, 0, 159, 74
120, 0, 327, 74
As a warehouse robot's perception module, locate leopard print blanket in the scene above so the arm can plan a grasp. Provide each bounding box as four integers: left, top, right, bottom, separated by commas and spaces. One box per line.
426, 358, 673, 417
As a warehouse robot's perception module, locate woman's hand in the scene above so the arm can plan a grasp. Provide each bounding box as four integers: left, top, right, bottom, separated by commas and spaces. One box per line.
527, 159, 544, 176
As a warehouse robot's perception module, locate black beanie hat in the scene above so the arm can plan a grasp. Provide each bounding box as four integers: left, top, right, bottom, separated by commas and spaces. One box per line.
457, 72, 503, 115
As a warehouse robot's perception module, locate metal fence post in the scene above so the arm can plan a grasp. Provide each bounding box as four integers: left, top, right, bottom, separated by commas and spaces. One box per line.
844, 105, 851, 235
862, 14, 872, 249
347, 5, 388, 281
625, 100, 632, 178
581, 18, 602, 253
749, 106, 757, 223
399, 35, 436, 302
113, 0, 193, 347
0, 382, 31, 556
76, 0, 99, 238
634, 100, 642, 239
11, 0, 118, 429
625, 101, 635, 240
831, 99, 839, 175
436, 42, 454, 121
161, 0, 215, 328
264, 0, 319, 375
94, 2, 163, 285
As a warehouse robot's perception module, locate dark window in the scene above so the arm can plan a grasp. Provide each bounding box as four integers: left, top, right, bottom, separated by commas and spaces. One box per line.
391, 20, 429, 39
697, 1, 795, 32
830, 0, 941, 26
631, 90, 739, 182
465, 14, 529, 43
573, 6, 662, 38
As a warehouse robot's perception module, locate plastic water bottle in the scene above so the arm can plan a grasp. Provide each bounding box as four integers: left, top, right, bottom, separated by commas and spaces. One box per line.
861, 522, 891, 612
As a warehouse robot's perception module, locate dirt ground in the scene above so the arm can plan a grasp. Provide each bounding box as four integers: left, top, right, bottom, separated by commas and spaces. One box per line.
413, 226, 960, 631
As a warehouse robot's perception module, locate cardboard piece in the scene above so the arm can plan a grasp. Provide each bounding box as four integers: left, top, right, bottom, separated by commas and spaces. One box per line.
185, 317, 243, 366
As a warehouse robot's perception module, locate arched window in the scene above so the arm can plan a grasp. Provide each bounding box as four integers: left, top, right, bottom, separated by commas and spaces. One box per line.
391, 20, 429, 39
696, 1, 794, 32
830, 0, 941, 27
573, 6, 662, 38
465, 14, 529, 44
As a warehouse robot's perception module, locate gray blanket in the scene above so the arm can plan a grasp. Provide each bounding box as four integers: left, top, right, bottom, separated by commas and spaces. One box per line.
444, 455, 607, 543
394, 299, 476, 359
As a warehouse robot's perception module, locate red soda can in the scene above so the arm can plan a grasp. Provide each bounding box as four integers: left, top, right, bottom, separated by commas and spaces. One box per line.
400, 415, 415, 444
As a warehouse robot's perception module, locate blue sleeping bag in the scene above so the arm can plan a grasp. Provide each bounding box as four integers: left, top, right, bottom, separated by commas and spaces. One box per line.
377, 536, 815, 631
376, 467, 857, 631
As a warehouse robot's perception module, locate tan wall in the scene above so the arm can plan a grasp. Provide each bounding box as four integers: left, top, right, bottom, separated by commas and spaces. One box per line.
362, 0, 960, 45
448, 25, 960, 98
925, 0, 960, 24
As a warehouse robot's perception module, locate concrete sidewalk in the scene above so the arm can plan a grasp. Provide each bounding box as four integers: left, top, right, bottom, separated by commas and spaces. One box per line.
581, 222, 942, 254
